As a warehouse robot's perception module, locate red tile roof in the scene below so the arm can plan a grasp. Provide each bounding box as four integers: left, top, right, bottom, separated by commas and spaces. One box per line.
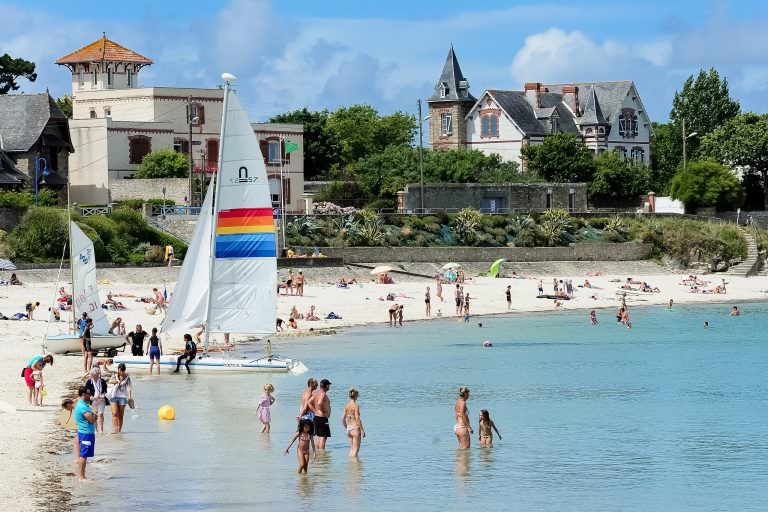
55, 33, 152, 65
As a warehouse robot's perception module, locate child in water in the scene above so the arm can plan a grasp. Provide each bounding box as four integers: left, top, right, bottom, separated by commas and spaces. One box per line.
256, 383, 276, 433
589, 310, 598, 325
285, 419, 316, 474
478, 409, 502, 447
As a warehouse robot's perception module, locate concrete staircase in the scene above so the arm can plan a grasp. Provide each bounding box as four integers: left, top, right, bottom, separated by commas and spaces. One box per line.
726, 227, 760, 277
147, 216, 197, 244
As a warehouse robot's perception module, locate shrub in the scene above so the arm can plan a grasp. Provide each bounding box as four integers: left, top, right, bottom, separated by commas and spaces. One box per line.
669, 160, 744, 210
8, 207, 69, 261
452, 208, 482, 245
0, 189, 57, 210
137, 149, 188, 178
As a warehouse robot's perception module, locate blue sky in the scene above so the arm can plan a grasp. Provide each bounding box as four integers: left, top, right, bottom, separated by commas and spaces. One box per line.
4, 0, 768, 122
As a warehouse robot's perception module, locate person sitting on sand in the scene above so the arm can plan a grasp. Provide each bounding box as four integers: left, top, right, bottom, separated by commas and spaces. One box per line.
105, 291, 125, 310
10, 273, 22, 285
289, 305, 304, 320
306, 305, 320, 321
287, 317, 298, 329
108, 317, 126, 336
626, 277, 642, 285
152, 288, 167, 311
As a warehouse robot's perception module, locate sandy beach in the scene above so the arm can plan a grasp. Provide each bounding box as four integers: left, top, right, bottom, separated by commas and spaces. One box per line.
1, 262, 767, 511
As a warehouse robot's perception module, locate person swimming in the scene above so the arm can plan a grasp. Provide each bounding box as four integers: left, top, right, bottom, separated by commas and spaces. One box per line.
482, 340, 492, 347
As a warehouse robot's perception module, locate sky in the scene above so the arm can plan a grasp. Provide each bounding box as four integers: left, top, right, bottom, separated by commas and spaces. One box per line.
3, 0, 768, 122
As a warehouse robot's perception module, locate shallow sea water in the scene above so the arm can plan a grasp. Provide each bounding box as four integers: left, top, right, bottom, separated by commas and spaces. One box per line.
75, 302, 768, 511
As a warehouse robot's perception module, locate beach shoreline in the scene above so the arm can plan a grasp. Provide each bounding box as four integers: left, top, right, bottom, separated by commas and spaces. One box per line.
2, 263, 767, 511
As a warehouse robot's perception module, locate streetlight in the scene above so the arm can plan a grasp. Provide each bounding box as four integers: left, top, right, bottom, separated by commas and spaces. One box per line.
417, 100, 430, 212
682, 118, 698, 173
162, 186, 167, 220
187, 94, 199, 207
34, 157, 49, 207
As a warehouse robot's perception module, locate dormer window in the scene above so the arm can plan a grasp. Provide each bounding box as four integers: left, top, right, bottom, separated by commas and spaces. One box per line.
551, 117, 560, 133
618, 110, 638, 137
439, 82, 447, 98
598, 126, 605, 134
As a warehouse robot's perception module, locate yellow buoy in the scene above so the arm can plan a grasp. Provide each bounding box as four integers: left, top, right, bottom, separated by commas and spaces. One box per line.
158, 405, 175, 420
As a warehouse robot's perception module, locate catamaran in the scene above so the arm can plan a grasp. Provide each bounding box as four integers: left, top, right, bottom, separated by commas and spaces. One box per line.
44, 222, 127, 355
115, 73, 306, 374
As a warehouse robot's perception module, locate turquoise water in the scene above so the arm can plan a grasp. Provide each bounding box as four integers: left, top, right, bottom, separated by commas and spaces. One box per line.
75, 303, 768, 511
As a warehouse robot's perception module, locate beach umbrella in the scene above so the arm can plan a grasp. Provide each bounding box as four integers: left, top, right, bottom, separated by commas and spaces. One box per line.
370, 265, 394, 275
441, 262, 461, 270
489, 258, 506, 278
0, 258, 16, 270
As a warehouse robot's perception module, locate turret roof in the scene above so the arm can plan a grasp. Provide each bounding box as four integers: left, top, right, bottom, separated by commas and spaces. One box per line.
55, 33, 152, 65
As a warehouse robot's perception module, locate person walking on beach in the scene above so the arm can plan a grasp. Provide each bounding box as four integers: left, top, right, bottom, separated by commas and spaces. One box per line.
85, 368, 108, 434
436, 278, 444, 303
298, 378, 318, 428
425, 286, 431, 318
285, 419, 315, 474
296, 271, 305, 296
478, 409, 502, 447
172, 334, 197, 374
257, 383, 276, 434
342, 388, 365, 457
454, 387, 473, 449
538, 279, 544, 296
455, 285, 463, 316
388, 303, 399, 326
80, 318, 94, 374
287, 270, 295, 296
145, 327, 163, 375
74, 386, 96, 481
506, 285, 512, 310
109, 363, 133, 434
312, 379, 332, 450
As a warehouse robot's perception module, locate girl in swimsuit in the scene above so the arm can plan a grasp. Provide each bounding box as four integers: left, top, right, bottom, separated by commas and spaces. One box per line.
285, 418, 315, 474
454, 386, 473, 449
256, 383, 275, 433
478, 409, 502, 447
425, 286, 431, 318
341, 388, 366, 457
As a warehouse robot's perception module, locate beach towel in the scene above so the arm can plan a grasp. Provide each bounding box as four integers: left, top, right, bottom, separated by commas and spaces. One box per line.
325, 312, 342, 320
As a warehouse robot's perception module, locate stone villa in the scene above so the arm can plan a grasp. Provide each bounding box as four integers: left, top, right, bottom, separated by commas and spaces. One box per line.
427, 46, 652, 168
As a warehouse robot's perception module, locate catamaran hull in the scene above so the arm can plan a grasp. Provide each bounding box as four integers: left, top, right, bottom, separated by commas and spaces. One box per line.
112, 354, 307, 373
45, 334, 126, 355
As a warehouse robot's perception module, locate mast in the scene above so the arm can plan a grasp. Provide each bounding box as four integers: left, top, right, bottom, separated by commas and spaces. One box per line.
201, 73, 236, 352
67, 178, 75, 335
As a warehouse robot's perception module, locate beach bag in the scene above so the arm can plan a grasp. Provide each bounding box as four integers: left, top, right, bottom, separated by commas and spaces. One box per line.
106, 384, 117, 401
21, 366, 27, 378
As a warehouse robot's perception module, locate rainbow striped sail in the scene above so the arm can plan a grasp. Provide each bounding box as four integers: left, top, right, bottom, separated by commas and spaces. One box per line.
215, 208, 276, 258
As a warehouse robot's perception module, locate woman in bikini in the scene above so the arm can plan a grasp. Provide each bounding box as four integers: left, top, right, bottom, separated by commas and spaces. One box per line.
341, 388, 365, 457
478, 409, 502, 447
285, 418, 315, 474
454, 386, 473, 448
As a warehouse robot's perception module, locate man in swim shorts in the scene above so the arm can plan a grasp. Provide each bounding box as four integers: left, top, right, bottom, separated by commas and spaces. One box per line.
312, 379, 332, 449
74, 386, 96, 481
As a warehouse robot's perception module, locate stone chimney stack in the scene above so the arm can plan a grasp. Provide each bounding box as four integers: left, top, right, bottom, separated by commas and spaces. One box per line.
562, 85, 580, 116
524, 82, 541, 108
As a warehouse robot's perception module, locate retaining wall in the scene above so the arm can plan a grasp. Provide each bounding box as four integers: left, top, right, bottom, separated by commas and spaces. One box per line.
109, 178, 189, 204
0, 208, 21, 232
295, 243, 653, 263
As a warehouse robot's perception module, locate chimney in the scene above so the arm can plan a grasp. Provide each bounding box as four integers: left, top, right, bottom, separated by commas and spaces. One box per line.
524, 82, 541, 108
562, 85, 580, 116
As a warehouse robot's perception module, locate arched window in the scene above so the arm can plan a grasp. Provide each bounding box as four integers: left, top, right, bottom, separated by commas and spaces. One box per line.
128, 135, 151, 164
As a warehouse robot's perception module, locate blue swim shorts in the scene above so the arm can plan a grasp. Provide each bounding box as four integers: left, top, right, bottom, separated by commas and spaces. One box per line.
78, 433, 95, 458
149, 346, 161, 360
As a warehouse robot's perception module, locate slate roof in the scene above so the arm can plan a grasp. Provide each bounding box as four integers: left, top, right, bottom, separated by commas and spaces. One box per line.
542, 81, 632, 123
0, 93, 70, 152
427, 45, 476, 103
579, 86, 608, 125
0, 152, 27, 185
56, 33, 152, 65
488, 90, 549, 136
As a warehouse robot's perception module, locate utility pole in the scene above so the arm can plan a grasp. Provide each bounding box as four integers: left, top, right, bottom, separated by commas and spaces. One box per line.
201, 148, 206, 201
682, 118, 687, 173
187, 96, 194, 207
417, 99, 425, 212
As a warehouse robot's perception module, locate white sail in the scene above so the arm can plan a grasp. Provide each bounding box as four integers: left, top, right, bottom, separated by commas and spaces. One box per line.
207, 90, 276, 335
160, 187, 214, 333
71, 222, 110, 334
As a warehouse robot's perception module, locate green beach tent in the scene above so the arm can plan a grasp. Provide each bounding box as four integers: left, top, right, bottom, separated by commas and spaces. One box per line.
489, 258, 506, 278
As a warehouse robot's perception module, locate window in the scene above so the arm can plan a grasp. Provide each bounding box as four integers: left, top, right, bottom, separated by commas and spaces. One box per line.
126, 66, 133, 87
441, 113, 452, 136
568, 188, 575, 212
92, 67, 98, 86
631, 147, 644, 164
128, 135, 151, 164
616, 146, 627, 160
585, 127, 593, 135
89, 109, 97, 119
173, 138, 189, 154
480, 114, 499, 137
551, 117, 559, 133
189, 103, 205, 125
439, 83, 447, 98
104, 107, 111, 117
107, 66, 113, 87
598, 126, 605, 134
206, 139, 219, 170
546, 188, 553, 209
78, 68, 85, 87
618, 113, 638, 137
268, 140, 281, 163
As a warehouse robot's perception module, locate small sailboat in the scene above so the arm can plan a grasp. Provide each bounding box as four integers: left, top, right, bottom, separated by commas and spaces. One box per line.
44, 222, 126, 355
115, 73, 305, 374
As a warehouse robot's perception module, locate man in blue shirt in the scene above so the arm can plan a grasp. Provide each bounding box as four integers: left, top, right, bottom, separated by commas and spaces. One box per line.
77, 312, 89, 337
74, 386, 96, 481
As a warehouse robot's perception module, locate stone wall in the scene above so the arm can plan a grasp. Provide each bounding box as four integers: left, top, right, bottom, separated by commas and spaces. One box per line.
0, 208, 21, 232
404, 182, 588, 211
109, 178, 189, 204
295, 242, 653, 263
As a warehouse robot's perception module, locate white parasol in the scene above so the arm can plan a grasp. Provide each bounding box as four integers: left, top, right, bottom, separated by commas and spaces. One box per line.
441, 262, 461, 270
370, 265, 394, 275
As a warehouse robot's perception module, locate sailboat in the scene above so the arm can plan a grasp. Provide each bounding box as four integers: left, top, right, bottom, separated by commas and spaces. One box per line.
114, 73, 306, 374
44, 222, 127, 355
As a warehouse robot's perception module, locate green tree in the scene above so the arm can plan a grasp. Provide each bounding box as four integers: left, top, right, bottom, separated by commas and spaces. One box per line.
137, 149, 188, 178
668, 160, 743, 211
268, 107, 339, 180
0, 54, 37, 94
55, 95, 73, 118
327, 105, 416, 168
589, 151, 651, 203
700, 112, 768, 209
520, 133, 597, 183
649, 122, 681, 194
669, 68, 740, 159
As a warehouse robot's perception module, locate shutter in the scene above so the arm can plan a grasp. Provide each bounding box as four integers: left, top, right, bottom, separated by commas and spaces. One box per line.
281, 139, 286, 162
198, 104, 205, 125
284, 178, 291, 207
259, 140, 269, 163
